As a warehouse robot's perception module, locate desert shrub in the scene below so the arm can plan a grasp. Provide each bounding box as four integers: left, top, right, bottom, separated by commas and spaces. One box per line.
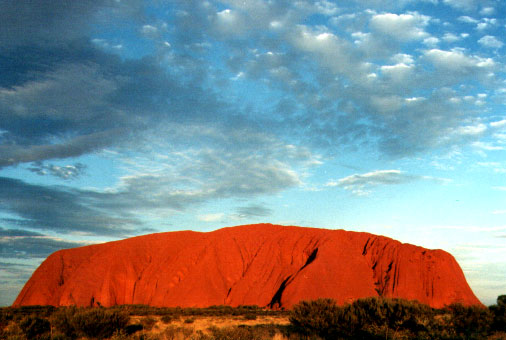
110, 330, 131, 340
19, 315, 50, 339
140, 316, 157, 330
0, 308, 14, 327
348, 297, 437, 339
184, 317, 195, 324
176, 327, 194, 339
50, 334, 72, 340
491, 295, 506, 332
1, 320, 24, 340
51, 307, 78, 338
15, 306, 55, 318
289, 298, 341, 339
160, 315, 174, 324
446, 303, 493, 340
51, 307, 129, 339
244, 313, 257, 320
125, 323, 144, 334
289, 297, 440, 340
73, 308, 129, 339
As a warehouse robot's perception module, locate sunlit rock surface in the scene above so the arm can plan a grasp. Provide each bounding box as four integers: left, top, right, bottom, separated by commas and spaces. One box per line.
14, 224, 482, 309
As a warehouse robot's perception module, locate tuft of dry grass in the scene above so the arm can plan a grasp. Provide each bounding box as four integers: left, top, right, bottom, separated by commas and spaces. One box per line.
124, 314, 291, 340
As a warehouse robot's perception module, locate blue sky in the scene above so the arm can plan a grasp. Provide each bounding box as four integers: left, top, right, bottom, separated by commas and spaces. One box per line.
1, 0, 505, 306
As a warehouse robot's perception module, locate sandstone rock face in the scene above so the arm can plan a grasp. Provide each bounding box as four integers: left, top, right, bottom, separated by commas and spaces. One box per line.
14, 224, 482, 308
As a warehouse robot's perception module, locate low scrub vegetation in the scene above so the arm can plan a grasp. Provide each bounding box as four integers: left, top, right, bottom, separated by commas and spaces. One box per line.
290, 296, 506, 340
1, 295, 505, 340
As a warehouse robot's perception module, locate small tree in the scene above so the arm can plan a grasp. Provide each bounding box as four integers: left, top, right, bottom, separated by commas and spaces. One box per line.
446, 303, 493, 339
490, 295, 506, 332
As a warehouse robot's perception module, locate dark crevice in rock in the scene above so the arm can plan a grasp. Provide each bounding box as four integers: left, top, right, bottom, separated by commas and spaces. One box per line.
267, 246, 319, 309
300, 248, 318, 271
268, 275, 292, 309
132, 281, 137, 303
362, 238, 371, 255
392, 264, 398, 292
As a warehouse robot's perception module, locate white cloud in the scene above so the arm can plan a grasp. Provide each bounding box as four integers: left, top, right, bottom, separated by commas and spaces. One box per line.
472, 141, 504, 151
370, 12, 431, 41
442, 33, 461, 43
424, 49, 495, 72
390, 53, 414, 65
352, 31, 370, 45
325, 180, 339, 187
370, 95, 403, 113
477, 161, 506, 173
290, 26, 360, 79
315, 1, 340, 16
215, 8, 246, 35
476, 23, 487, 30
380, 63, 414, 83
490, 119, 506, 128
141, 24, 158, 37
476, 18, 497, 31
458, 16, 478, 24
478, 35, 504, 49
198, 213, 224, 222
405, 97, 425, 103
332, 170, 417, 196
28, 162, 86, 180
235, 204, 273, 218
456, 124, 487, 136
423, 37, 440, 46
480, 7, 495, 15
95, 123, 315, 219
444, 0, 477, 11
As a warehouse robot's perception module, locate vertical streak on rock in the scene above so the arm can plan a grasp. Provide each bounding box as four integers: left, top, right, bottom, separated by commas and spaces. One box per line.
58, 253, 65, 286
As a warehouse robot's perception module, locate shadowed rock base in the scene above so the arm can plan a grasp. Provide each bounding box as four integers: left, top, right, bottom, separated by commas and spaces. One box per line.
13, 224, 482, 309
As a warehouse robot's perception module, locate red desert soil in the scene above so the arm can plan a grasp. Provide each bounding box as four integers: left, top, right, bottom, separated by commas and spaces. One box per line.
14, 224, 482, 309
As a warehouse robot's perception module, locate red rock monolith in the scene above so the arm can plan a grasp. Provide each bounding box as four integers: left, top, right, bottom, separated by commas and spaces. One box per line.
13, 224, 482, 308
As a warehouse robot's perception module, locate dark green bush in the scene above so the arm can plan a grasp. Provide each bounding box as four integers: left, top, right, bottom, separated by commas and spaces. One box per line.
349, 297, 437, 339
125, 323, 144, 335
184, 317, 195, 324
289, 298, 341, 339
446, 303, 493, 340
51, 307, 129, 339
160, 314, 173, 324
19, 315, 51, 339
290, 297, 438, 340
140, 316, 157, 330
51, 307, 78, 338
0, 308, 14, 327
244, 313, 257, 320
491, 295, 506, 332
